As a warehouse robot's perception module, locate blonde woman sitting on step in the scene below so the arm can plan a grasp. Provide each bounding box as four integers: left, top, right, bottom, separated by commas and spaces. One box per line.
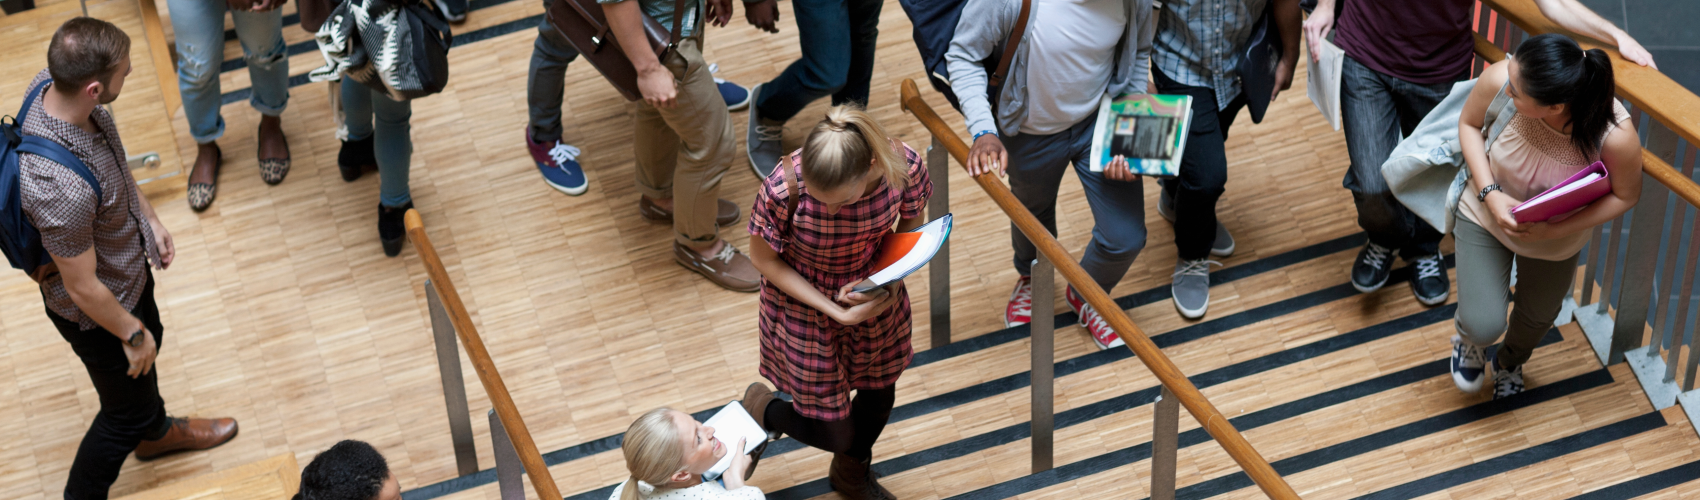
611, 408, 764, 500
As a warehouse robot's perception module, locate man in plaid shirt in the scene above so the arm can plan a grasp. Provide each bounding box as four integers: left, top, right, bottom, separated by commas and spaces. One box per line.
20, 18, 237, 499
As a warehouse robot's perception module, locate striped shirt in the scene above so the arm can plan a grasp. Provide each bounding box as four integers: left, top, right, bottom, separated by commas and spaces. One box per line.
1153, 0, 1267, 109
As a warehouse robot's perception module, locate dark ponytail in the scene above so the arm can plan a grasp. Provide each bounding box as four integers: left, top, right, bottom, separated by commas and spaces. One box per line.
1512, 33, 1618, 159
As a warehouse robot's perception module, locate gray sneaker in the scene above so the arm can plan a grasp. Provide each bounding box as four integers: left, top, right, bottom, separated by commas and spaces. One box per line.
1172, 258, 1220, 319
745, 84, 785, 179
1157, 187, 1234, 257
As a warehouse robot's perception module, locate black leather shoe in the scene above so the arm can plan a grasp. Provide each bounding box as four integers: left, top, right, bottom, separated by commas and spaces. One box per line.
380, 202, 412, 257
1409, 252, 1450, 306
339, 137, 377, 182
1351, 242, 1394, 293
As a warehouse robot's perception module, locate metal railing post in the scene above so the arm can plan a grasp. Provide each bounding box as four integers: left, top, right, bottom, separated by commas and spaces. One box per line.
1151, 386, 1179, 500
489, 410, 526, 500
1610, 126, 1680, 364
928, 137, 952, 348
1030, 255, 1055, 473
427, 281, 479, 476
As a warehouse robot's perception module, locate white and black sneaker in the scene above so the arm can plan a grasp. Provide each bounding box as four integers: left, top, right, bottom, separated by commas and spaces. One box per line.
1492, 359, 1525, 399
1450, 335, 1491, 393
1409, 253, 1450, 306
1351, 242, 1393, 293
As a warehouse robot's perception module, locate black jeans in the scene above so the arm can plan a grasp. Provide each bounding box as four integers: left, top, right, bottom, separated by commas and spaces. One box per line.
1339, 56, 1461, 258
1153, 66, 1248, 260
47, 275, 170, 500
754, 0, 883, 122
764, 386, 895, 461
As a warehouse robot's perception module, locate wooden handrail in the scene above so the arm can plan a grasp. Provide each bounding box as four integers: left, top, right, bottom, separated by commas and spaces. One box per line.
405, 210, 563, 500
898, 80, 1299, 500
1476, 0, 1700, 209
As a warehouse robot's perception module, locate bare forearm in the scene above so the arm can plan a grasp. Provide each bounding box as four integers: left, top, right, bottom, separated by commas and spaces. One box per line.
66, 275, 143, 338
1533, 0, 1624, 43
1274, 0, 1302, 65
748, 237, 843, 317
605, 1, 663, 72
895, 216, 925, 233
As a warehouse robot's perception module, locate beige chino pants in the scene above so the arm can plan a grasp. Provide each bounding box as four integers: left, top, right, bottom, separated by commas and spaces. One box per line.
630, 36, 734, 250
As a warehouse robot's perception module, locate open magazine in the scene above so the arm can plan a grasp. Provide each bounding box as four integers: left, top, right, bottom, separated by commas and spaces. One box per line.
1089, 94, 1194, 177
851, 214, 952, 293
700, 402, 770, 481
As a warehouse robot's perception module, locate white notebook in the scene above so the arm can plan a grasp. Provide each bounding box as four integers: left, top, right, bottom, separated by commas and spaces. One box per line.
700, 402, 768, 480
1307, 39, 1345, 131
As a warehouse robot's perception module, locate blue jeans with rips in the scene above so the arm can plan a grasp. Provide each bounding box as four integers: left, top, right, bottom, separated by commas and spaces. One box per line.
166, 0, 289, 143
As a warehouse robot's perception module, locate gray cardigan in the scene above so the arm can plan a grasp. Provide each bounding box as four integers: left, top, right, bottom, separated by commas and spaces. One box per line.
945, 0, 1156, 137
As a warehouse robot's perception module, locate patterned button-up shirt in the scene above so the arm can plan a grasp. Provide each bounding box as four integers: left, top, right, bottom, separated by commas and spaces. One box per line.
19, 69, 158, 330
1153, 0, 1268, 110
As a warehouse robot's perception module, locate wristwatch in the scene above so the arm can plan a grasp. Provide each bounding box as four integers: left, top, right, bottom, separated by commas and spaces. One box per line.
126, 327, 145, 347
1478, 184, 1503, 202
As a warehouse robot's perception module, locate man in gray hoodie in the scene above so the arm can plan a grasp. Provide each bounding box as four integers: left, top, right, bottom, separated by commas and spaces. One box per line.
947, 0, 1156, 351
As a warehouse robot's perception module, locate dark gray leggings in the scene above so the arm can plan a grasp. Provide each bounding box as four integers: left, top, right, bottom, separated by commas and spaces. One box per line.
1453, 215, 1579, 370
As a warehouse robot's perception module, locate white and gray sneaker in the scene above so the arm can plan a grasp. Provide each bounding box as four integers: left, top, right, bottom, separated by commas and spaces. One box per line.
1157, 186, 1234, 257
1492, 360, 1524, 399
1172, 258, 1220, 319
745, 83, 785, 179
1450, 335, 1491, 393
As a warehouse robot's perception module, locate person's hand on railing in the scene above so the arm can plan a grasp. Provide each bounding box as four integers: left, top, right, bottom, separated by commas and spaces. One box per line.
967, 133, 1009, 177
1103, 155, 1140, 182
1611, 33, 1656, 69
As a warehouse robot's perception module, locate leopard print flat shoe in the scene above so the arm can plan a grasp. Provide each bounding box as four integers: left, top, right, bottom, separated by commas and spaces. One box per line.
187, 146, 221, 212
258, 124, 290, 185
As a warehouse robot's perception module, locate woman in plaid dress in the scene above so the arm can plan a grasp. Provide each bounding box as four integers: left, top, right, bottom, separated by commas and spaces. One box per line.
741, 105, 931, 500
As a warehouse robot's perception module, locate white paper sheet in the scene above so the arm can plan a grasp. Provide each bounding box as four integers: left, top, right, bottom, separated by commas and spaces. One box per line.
1307, 39, 1345, 131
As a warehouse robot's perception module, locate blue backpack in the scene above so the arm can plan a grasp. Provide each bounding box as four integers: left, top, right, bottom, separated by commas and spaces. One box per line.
0, 78, 101, 277
898, 0, 1030, 111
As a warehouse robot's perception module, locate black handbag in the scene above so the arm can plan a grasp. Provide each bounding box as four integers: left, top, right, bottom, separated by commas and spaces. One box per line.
313, 0, 453, 100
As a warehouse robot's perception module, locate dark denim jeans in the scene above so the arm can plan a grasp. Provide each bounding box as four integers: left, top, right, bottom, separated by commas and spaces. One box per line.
527, 5, 583, 144
1004, 114, 1148, 292
1339, 55, 1462, 258
1153, 65, 1247, 261
49, 275, 171, 500
753, 0, 882, 122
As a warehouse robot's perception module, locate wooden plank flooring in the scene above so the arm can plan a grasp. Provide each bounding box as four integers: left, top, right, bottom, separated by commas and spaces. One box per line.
4, 1, 1700, 499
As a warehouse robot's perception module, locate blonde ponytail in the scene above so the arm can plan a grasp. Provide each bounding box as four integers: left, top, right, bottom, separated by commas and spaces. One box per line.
620, 408, 687, 500
800, 104, 907, 192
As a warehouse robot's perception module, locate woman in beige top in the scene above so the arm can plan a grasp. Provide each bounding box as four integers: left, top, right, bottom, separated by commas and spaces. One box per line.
1451, 33, 1642, 399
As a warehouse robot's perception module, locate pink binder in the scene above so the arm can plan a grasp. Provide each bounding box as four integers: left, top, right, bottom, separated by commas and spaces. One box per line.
1512, 161, 1610, 223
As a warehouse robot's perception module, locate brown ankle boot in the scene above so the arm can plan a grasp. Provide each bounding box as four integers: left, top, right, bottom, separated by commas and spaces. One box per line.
829, 453, 895, 500
740, 382, 779, 481
133, 417, 239, 461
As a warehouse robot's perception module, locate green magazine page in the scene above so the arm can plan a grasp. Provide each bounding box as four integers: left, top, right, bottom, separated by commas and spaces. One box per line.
1089, 93, 1193, 177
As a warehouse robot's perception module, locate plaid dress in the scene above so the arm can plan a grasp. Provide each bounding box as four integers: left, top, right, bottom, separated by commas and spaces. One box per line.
748, 143, 933, 421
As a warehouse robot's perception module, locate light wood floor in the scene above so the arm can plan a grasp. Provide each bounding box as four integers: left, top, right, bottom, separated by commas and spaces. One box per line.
3, 1, 1700, 499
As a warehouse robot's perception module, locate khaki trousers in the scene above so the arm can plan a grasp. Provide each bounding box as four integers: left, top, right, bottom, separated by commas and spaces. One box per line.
631, 36, 734, 249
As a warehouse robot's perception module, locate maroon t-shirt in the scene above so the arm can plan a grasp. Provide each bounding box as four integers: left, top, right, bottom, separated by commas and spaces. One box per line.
1334, 0, 1475, 84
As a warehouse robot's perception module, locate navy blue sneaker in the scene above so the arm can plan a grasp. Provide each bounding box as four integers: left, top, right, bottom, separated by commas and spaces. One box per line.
1451, 335, 1490, 393
526, 130, 588, 196
710, 63, 751, 111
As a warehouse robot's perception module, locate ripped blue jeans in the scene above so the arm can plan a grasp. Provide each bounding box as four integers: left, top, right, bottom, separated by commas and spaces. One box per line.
166, 0, 290, 144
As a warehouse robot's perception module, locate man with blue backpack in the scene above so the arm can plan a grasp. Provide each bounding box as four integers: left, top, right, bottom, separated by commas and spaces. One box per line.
1, 18, 237, 499
947, 0, 1157, 352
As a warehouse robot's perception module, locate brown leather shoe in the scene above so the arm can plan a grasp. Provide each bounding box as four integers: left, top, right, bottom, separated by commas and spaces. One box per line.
740, 382, 779, 481
134, 417, 239, 461
674, 242, 760, 292
829, 453, 895, 500
640, 196, 740, 228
